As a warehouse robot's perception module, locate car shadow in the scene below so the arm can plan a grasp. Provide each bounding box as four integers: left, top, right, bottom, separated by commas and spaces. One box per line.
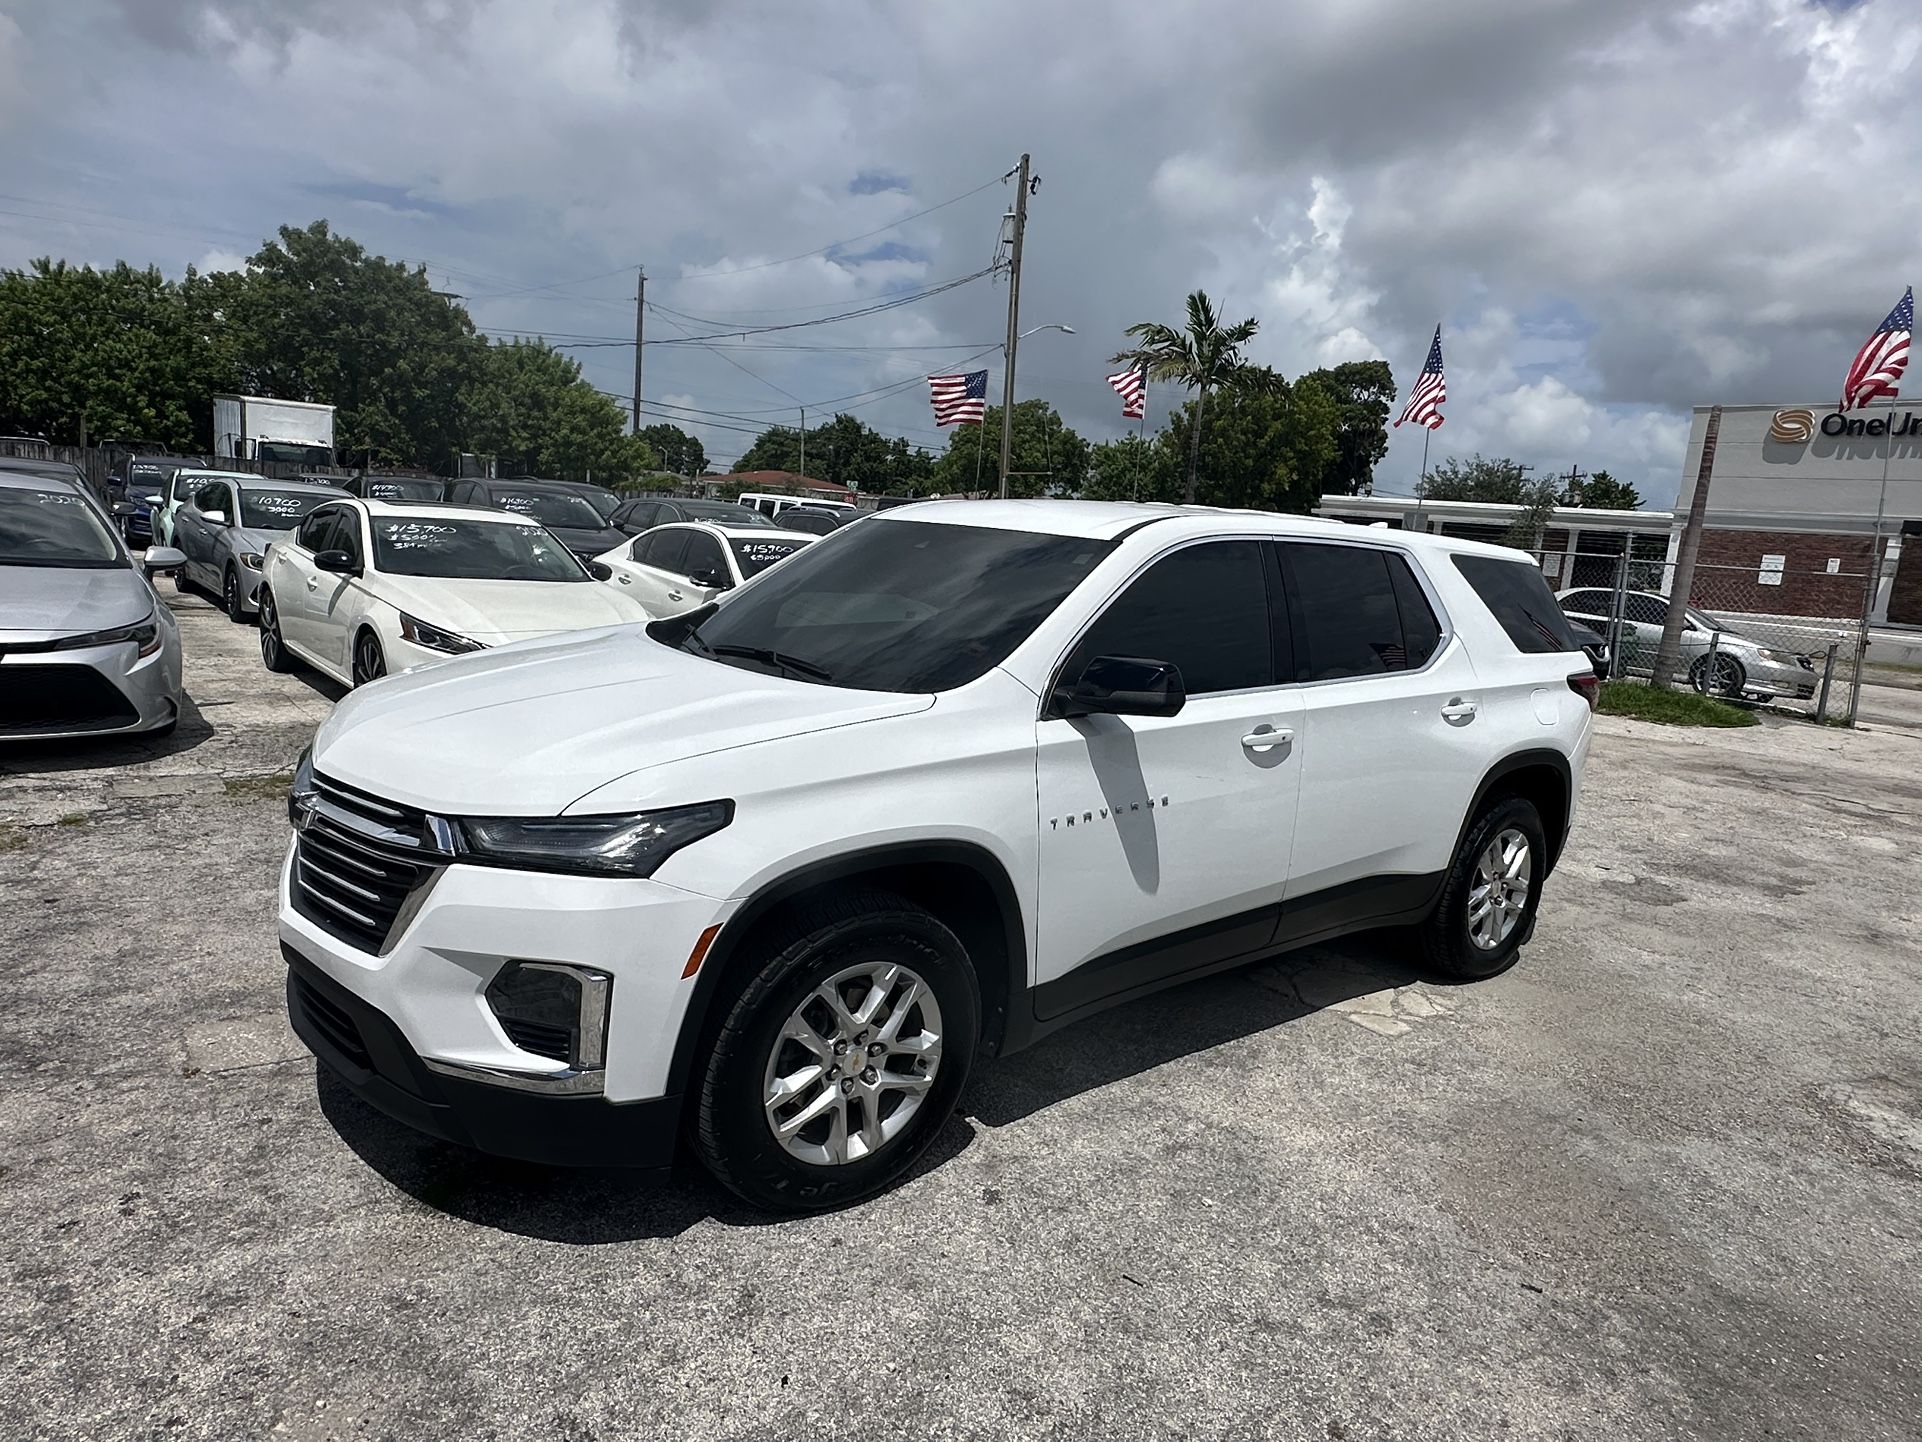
0, 690, 217, 775
316, 934, 1421, 1240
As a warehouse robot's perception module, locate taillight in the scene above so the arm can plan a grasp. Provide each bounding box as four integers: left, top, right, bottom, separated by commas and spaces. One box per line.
1567, 672, 1601, 711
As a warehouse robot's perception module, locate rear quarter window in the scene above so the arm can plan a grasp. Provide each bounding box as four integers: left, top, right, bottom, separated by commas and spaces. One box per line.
1452, 554, 1582, 654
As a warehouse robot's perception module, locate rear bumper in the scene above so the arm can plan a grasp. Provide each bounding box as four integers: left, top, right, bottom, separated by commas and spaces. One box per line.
284, 942, 682, 1170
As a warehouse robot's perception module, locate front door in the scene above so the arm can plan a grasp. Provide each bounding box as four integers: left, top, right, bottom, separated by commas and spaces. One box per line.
1034, 539, 1303, 1018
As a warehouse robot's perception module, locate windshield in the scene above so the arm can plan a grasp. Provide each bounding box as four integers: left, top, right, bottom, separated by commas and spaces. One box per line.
239, 489, 329, 530
691, 519, 1113, 692
686, 501, 775, 527
371, 518, 589, 580
490, 489, 605, 529
362, 477, 446, 502
569, 487, 620, 521
0, 487, 124, 568
729, 534, 814, 578
257, 442, 332, 467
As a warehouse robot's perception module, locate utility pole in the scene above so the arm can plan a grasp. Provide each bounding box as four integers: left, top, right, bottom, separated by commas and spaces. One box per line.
997, 153, 1031, 499
799, 406, 806, 482
1652, 405, 1721, 690
631, 267, 646, 435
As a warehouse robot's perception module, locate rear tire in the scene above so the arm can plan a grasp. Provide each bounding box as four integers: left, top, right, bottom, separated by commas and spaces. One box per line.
1419, 796, 1547, 981
694, 889, 979, 1212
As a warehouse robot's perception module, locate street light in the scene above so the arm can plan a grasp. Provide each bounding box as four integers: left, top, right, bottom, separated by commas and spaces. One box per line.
1000, 324, 1075, 497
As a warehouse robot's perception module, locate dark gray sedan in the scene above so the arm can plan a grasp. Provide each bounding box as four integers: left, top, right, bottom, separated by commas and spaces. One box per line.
0, 474, 185, 740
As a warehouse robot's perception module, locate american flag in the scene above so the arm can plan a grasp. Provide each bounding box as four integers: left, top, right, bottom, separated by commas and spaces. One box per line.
928, 370, 988, 426
1840, 286, 1912, 411
1106, 367, 1146, 419
1395, 325, 1446, 429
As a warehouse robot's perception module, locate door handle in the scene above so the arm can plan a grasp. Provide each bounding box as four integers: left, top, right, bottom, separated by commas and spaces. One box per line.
1241, 726, 1294, 752
306, 578, 319, 591
618, 575, 631, 585
1440, 699, 1478, 723
667, 590, 684, 602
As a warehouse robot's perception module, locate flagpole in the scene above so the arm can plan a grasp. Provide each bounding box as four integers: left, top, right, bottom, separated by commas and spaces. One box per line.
1416, 426, 1431, 532
1846, 397, 1897, 726
972, 414, 986, 495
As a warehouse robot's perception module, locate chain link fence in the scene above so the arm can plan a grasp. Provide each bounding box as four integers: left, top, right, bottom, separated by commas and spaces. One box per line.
1523, 547, 1872, 722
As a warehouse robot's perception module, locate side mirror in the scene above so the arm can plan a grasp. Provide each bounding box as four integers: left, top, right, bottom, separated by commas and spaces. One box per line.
690, 567, 729, 590
586, 560, 613, 581
1053, 654, 1186, 719
202, 509, 228, 526
314, 548, 359, 576
142, 545, 187, 577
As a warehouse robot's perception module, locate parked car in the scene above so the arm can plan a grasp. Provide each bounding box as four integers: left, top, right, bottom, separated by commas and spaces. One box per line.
340, 474, 449, 503
104, 455, 205, 546
257, 498, 654, 686
1567, 619, 1609, 679
152, 467, 252, 549
775, 505, 863, 536
1555, 587, 1814, 699
608, 495, 779, 536
0, 473, 185, 739
443, 478, 627, 561
171, 476, 339, 621
281, 500, 1595, 1211
540, 478, 622, 524
593, 521, 816, 615
737, 491, 856, 523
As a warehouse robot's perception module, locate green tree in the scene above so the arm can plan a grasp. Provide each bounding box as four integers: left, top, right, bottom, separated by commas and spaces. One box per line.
639, 423, 706, 477
1417, 453, 1534, 503
1082, 432, 1179, 503
1563, 468, 1642, 510
465, 340, 659, 482
732, 413, 932, 492
0, 258, 237, 448
1158, 372, 1341, 513
1503, 478, 1563, 550
225, 220, 482, 468
1111, 290, 1279, 503
732, 424, 805, 476
928, 400, 1089, 498
1298, 359, 1395, 496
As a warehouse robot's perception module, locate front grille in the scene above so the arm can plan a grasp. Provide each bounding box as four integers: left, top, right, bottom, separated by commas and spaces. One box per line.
0, 666, 139, 733
498, 1018, 574, 1063
290, 972, 369, 1067
290, 771, 444, 954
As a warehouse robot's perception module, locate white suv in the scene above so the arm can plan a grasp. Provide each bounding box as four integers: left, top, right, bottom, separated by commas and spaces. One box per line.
280, 501, 1594, 1210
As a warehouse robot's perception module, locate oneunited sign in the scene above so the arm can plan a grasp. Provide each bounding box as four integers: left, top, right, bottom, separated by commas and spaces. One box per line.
1769, 406, 1920, 442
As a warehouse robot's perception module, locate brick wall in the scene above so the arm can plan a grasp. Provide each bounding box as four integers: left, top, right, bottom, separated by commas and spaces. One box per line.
1691, 528, 1875, 618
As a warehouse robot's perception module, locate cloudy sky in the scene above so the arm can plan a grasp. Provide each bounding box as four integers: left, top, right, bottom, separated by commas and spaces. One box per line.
2, 0, 1916, 504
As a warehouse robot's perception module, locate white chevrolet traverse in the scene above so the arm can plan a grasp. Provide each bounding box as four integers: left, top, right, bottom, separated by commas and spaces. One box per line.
280, 501, 1595, 1210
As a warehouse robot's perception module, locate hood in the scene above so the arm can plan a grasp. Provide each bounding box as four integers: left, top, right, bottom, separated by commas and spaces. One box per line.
0, 564, 153, 637
374, 574, 652, 642
314, 627, 933, 814
549, 524, 628, 556
230, 526, 287, 557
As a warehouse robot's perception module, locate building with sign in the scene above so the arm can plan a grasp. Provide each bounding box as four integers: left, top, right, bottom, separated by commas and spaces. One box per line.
1676, 401, 1921, 626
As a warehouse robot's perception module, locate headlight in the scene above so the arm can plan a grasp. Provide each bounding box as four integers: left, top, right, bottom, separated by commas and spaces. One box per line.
240, 552, 265, 570
54, 613, 160, 657
288, 746, 317, 827
1756, 647, 1797, 665
457, 801, 733, 878
398, 613, 485, 655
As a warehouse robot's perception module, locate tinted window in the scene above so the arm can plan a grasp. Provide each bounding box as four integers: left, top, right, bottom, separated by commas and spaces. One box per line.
638, 529, 691, 574
1283, 543, 1419, 681
1559, 590, 1610, 616
682, 531, 727, 584
333, 510, 363, 564
1065, 541, 1272, 695
730, 535, 812, 577
194, 482, 230, 513
778, 510, 840, 536
615, 501, 660, 531
1452, 554, 1584, 653
690, 519, 1113, 693
487, 488, 604, 528
682, 500, 776, 527
361, 477, 445, 503
297, 507, 340, 552
1624, 593, 1668, 627
239, 489, 328, 530
372, 518, 586, 580
1389, 557, 1443, 669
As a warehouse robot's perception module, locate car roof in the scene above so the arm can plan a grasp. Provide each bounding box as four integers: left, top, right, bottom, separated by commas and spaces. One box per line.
352, 499, 538, 524
171, 468, 264, 482
231, 478, 343, 494
650, 520, 817, 542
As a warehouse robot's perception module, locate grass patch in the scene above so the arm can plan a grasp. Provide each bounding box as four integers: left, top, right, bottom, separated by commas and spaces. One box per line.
0, 825, 27, 852
1597, 681, 1757, 728
223, 772, 294, 800
55, 811, 92, 827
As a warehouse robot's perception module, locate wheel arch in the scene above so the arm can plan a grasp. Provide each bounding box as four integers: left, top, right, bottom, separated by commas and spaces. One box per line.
663, 840, 1028, 1101
1462, 748, 1573, 874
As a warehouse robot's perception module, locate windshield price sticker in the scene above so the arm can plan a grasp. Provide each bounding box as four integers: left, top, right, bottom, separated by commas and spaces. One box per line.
738, 542, 802, 561
379, 521, 458, 550
252, 493, 309, 516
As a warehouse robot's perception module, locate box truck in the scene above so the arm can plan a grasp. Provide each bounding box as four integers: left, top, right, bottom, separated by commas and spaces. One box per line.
213, 395, 336, 468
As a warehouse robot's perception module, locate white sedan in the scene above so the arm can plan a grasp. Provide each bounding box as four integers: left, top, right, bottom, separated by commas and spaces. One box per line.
593, 520, 816, 617
258, 498, 654, 686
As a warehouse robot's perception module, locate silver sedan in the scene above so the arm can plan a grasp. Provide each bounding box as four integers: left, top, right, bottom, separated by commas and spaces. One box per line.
0, 474, 185, 740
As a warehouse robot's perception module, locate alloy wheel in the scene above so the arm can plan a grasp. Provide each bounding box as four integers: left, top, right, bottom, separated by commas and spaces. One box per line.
259, 594, 282, 667
224, 569, 239, 618
1467, 827, 1531, 952
352, 634, 386, 685
762, 960, 943, 1166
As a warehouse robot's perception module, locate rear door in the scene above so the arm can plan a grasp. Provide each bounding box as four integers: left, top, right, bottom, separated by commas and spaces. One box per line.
1034, 539, 1304, 1016
609, 527, 694, 614
277, 505, 338, 656
1276, 540, 1483, 920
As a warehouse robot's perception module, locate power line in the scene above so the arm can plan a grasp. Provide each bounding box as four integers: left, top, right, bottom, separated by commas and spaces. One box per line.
639, 268, 997, 346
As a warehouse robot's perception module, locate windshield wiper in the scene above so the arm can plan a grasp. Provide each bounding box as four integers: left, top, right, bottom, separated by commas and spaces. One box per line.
709, 644, 834, 683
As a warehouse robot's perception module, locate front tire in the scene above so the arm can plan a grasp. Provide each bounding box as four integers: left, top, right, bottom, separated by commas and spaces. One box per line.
1419, 796, 1547, 981
1689, 654, 1746, 698
258, 589, 296, 673
223, 566, 247, 623
351, 630, 387, 686
695, 889, 979, 1212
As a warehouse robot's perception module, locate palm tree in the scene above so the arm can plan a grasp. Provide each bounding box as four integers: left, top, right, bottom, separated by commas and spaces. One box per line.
1111, 290, 1276, 503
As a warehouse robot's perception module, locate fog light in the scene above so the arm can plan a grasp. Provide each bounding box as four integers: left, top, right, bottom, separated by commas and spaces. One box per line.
484, 962, 610, 1069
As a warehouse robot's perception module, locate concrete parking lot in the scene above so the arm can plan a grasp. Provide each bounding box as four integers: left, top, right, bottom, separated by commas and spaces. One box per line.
4, 587, 1920, 1442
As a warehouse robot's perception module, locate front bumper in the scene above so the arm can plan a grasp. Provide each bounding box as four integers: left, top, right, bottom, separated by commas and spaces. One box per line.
285, 945, 682, 1170
234, 561, 266, 614
0, 634, 182, 741
1739, 654, 1818, 700
278, 839, 730, 1164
